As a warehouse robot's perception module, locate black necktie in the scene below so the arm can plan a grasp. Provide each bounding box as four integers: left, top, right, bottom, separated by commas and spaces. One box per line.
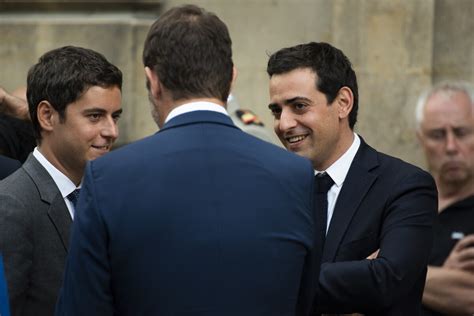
314, 173, 334, 247
67, 189, 81, 208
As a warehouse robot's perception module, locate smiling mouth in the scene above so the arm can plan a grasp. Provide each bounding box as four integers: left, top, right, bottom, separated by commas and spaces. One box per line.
91, 145, 110, 151
286, 135, 307, 144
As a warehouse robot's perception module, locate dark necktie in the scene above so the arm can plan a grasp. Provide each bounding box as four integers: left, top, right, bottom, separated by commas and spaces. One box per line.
67, 189, 81, 208
314, 173, 334, 248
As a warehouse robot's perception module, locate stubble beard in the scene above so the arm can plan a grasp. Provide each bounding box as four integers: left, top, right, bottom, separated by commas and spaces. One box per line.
148, 91, 160, 127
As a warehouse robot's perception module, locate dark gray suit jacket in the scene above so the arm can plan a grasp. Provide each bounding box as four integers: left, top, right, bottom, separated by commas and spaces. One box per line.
0, 154, 72, 316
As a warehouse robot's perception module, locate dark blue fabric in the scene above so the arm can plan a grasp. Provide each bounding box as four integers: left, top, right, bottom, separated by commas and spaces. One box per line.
0, 254, 11, 316
314, 173, 334, 247
56, 110, 316, 316
66, 189, 81, 208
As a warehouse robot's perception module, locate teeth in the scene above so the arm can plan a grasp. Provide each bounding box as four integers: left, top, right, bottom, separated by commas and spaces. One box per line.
287, 135, 306, 143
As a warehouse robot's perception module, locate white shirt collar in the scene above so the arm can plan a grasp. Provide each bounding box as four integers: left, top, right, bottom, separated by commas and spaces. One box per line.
165, 101, 229, 124
315, 133, 361, 187
33, 147, 79, 198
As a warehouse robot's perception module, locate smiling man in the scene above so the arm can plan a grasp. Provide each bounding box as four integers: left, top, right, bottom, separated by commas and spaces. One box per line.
0, 46, 122, 316
267, 42, 438, 315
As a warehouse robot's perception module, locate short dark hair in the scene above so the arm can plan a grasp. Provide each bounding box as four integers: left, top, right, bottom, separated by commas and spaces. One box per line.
267, 42, 359, 129
142, 4, 233, 103
27, 45, 123, 141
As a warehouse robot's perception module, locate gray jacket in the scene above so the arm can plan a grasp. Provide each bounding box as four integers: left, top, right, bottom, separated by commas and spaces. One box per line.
0, 154, 72, 316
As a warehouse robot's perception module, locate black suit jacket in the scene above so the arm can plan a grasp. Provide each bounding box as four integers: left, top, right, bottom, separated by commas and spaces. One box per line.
315, 138, 437, 315
0, 155, 21, 180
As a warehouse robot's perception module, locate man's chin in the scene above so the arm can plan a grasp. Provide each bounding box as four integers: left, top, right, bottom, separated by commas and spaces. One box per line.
441, 171, 469, 184
88, 150, 110, 161
289, 148, 312, 160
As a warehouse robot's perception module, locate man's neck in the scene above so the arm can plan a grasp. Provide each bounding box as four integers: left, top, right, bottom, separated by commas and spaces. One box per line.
173, 97, 225, 108
37, 144, 82, 186
158, 97, 225, 127
315, 128, 355, 171
437, 179, 474, 212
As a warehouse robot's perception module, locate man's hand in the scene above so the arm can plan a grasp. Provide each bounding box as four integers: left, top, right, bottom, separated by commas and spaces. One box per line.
423, 266, 474, 315
367, 249, 379, 260
0, 86, 29, 120
444, 234, 474, 273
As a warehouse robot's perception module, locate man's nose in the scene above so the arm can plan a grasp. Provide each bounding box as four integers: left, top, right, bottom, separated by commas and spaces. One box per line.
445, 130, 459, 155
278, 108, 298, 131
101, 117, 119, 140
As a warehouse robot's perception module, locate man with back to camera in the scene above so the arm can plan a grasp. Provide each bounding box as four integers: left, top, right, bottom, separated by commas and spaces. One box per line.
0, 45, 122, 316
267, 42, 438, 315
55, 5, 317, 316
416, 81, 474, 316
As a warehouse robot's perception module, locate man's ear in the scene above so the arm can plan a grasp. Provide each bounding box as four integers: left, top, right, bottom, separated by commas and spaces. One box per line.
37, 101, 56, 132
416, 128, 423, 144
145, 66, 161, 100
335, 86, 353, 120
228, 66, 238, 94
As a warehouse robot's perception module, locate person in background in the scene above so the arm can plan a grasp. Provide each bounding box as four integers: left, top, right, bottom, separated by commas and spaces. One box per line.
0, 113, 35, 163
0, 86, 35, 163
0, 45, 122, 316
56, 5, 316, 316
416, 80, 474, 316
0, 155, 21, 180
227, 94, 276, 144
267, 41, 438, 315
0, 86, 29, 121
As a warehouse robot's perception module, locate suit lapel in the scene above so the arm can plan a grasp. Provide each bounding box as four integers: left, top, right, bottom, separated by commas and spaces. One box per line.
23, 154, 72, 251
47, 196, 72, 251
322, 140, 379, 262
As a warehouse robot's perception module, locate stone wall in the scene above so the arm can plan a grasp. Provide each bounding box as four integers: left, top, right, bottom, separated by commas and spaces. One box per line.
1, 0, 472, 168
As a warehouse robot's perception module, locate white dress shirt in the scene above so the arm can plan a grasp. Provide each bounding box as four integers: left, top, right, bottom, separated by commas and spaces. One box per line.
33, 148, 80, 219
165, 101, 229, 124
315, 133, 361, 233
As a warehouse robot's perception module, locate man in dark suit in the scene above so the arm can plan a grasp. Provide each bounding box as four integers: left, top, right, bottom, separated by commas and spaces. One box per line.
0, 46, 122, 316
55, 5, 316, 316
267, 42, 438, 315
0, 155, 20, 180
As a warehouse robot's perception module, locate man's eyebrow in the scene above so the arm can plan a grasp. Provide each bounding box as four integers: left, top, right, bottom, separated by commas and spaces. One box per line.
268, 96, 311, 109
284, 97, 311, 104
82, 108, 107, 114
81, 108, 123, 115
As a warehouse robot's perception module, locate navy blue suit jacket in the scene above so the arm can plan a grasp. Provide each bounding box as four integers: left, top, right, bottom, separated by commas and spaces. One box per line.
0, 155, 21, 180
0, 254, 10, 316
56, 110, 316, 316
314, 139, 438, 315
